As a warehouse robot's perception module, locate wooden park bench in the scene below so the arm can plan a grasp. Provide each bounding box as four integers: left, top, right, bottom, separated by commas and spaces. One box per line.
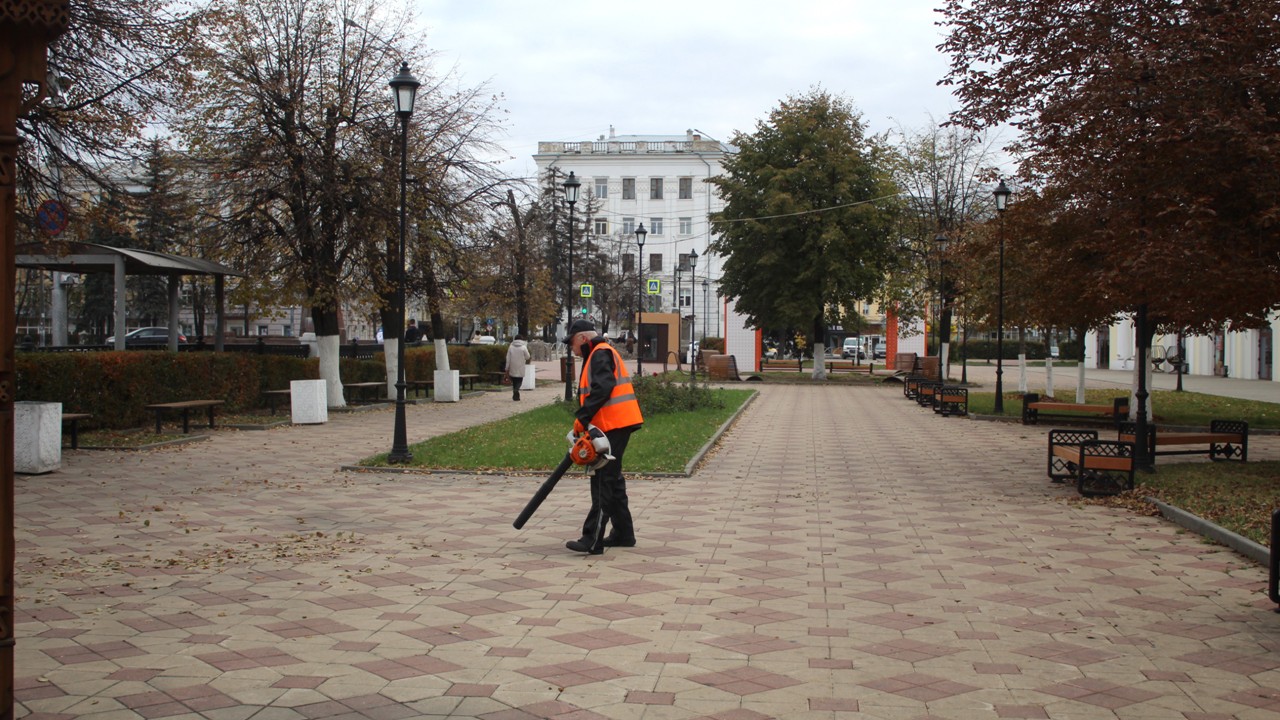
1022, 393, 1129, 426
145, 400, 225, 434
263, 389, 291, 415
903, 374, 926, 400
706, 354, 743, 381
406, 379, 434, 398
761, 359, 803, 372
343, 381, 386, 403
62, 412, 92, 449
916, 381, 941, 407
1046, 428, 1135, 497
934, 386, 969, 417
1118, 420, 1249, 464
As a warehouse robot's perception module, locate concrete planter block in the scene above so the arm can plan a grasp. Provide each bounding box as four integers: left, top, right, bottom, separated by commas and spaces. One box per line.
290, 379, 328, 424
434, 369, 460, 402
521, 365, 536, 391
16, 401, 61, 474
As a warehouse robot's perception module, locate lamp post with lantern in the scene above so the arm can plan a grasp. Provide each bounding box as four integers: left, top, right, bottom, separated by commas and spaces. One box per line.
634, 223, 647, 376
992, 181, 1011, 413
387, 62, 419, 464
562, 171, 580, 402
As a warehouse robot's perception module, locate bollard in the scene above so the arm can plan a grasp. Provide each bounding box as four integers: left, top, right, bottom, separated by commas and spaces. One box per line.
1270, 509, 1280, 610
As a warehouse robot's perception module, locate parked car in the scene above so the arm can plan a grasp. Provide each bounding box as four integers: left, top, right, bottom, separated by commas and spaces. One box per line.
841, 337, 866, 361
873, 345, 887, 360
105, 327, 187, 345
1050, 345, 1060, 359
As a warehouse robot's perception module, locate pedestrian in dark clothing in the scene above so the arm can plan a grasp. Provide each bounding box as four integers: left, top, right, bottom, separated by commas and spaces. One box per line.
404, 319, 422, 344
563, 319, 644, 555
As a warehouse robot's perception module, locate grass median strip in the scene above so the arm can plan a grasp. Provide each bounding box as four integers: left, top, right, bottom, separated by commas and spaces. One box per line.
360, 388, 755, 474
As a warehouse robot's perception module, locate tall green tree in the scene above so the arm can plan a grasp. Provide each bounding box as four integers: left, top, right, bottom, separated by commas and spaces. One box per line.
708, 88, 899, 378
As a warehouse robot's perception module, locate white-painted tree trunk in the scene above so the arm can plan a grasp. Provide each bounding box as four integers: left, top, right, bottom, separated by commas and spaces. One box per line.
1045, 354, 1054, 398
1018, 353, 1028, 393
812, 344, 827, 380
384, 338, 399, 399
940, 342, 950, 382
318, 334, 345, 408
435, 338, 450, 371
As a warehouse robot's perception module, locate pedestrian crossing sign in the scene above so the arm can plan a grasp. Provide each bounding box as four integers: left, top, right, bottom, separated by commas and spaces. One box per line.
580, 283, 593, 298
646, 279, 661, 295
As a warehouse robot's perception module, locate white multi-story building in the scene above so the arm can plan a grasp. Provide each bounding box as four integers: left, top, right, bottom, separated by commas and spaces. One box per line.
533, 128, 730, 330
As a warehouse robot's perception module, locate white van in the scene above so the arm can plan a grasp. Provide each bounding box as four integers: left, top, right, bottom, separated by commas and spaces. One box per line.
841, 337, 865, 360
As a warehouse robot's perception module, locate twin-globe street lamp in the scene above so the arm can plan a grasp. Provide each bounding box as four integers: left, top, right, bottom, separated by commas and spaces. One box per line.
992, 180, 1012, 414
387, 62, 419, 464
562, 171, 581, 402
635, 223, 648, 376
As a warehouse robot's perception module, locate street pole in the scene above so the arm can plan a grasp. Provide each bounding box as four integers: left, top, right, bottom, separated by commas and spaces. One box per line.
562, 172, 580, 402
635, 223, 647, 377
993, 181, 1011, 413
388, 63, 419, 464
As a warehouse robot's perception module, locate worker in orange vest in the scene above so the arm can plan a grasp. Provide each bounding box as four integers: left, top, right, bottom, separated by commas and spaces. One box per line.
564, 319, 644, 554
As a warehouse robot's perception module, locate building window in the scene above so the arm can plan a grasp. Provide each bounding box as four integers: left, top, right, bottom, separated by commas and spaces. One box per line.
650, 177, 663, 199
622, 178, 635, 200
679, 217, 692, 235
594, 218, 608, 235
594, 177, 608, 198
258, 325, 269, 336
622, 254, 635, 273
622, 217, 635, 235
649, 254, 663, 272
679, 290, 692, 308
650, 218, 663, 235
678, 253, 690, 271
679, 177, 693, 199
283, 325, 293, 337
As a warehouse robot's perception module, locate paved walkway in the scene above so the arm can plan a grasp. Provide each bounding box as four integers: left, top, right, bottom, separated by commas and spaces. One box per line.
16, 382, 1280, 719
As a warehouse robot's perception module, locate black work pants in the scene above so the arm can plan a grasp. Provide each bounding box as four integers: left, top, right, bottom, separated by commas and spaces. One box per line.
580, 428, 635, 543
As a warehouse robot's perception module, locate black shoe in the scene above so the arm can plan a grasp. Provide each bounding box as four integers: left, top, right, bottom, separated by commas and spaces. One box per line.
602, 535, 635, 547
565, 538, 603, 555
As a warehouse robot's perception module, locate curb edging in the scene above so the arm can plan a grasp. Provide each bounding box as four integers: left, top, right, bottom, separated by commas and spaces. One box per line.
1146, 496, 1269, 566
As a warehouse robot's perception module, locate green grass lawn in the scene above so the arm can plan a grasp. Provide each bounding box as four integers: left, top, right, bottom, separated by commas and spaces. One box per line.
360, 389, 756, 474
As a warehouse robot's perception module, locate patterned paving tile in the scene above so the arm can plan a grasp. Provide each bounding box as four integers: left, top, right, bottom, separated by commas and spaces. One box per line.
14, 382, 1280, 720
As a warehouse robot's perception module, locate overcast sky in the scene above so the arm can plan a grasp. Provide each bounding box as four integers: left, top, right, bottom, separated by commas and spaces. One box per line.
408, 0, 962, 180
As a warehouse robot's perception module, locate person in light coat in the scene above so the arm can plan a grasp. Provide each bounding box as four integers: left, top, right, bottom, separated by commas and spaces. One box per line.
506, 335, 531, 401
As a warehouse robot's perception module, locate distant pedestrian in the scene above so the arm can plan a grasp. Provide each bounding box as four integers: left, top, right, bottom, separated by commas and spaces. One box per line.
506, 334, 531, 401
404, 319, 422, 344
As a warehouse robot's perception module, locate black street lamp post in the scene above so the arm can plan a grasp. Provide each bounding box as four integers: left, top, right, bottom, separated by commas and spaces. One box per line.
935, 233, 947, 378
562, 171, 580, 402
702, 279, 709, 341
635, 223, 647, 376
993, 181, 1011, 414
674, 264, 683, 368
388, 62, 419, 464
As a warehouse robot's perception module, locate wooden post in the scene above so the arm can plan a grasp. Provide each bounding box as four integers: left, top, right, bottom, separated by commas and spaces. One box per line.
0, 3, 69, 717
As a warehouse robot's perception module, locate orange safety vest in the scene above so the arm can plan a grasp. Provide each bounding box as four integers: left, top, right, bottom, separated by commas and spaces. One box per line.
578, 342, 644, 432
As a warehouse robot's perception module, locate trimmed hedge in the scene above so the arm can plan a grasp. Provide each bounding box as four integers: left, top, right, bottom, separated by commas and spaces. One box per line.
17, 344, 508, 430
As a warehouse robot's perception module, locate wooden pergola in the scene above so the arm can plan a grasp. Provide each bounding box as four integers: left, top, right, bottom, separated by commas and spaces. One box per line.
17, 241, 245, 351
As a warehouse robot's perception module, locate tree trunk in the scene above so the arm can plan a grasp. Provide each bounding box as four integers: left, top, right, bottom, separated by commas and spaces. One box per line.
1017, 327, 1028, 393
1076, 324, 1088, 403
810, 312, 827, 381
312, 306, 345, 408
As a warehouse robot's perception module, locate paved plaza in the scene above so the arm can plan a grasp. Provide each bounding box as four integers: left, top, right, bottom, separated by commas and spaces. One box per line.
15, 378, 1280, 719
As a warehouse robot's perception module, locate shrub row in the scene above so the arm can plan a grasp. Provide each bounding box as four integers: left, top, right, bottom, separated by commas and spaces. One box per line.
16, 343, 510, 430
